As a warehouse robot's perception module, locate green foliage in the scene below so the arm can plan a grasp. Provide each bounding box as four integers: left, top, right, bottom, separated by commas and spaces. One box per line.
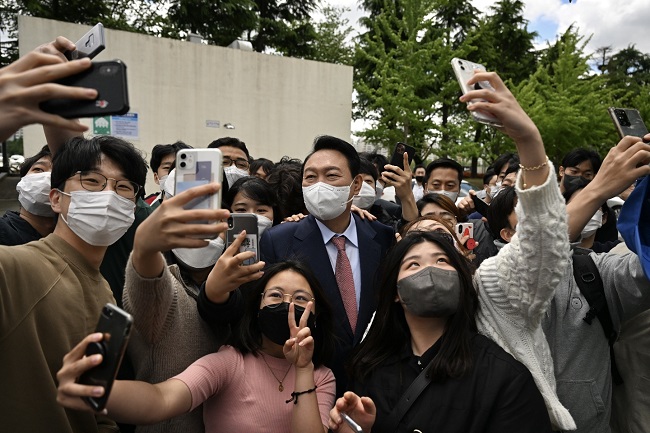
354, 0, 442, 155
304, 6, 354, 65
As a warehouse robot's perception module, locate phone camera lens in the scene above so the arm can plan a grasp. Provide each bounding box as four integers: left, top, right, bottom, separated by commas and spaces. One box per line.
99, 66, 116, 76
180, 153, 187, 159
180, 161, 186, 168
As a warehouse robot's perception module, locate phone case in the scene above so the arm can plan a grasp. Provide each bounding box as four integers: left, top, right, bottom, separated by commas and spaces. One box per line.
79, 304, 133, 411
455, 222, 476, 250
608, 107, 649, 139
451, 58, 503, 127
66, 23, 106, 60
39, 60, 129, 119
227, 213, 259, 265
471, 194, 490, 216
175, 149, 223, 237
389, 142, 416, 171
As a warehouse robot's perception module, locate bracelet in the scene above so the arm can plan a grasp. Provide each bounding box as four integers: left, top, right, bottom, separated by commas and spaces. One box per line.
519, 156, 549, 171
286, 386, 317, 405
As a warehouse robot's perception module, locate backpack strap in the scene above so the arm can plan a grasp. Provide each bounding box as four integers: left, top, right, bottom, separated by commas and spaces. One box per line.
572, 251, 623, 384
383, 360, 433, 431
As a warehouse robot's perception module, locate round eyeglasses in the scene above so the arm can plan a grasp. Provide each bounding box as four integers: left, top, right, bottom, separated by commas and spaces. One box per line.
223, 157, 250, 170
70, 170, 140, 199
262, 288, 315, 309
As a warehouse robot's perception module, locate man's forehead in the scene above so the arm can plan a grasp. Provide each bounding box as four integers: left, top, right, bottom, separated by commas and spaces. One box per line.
304, 149, 348, 171
429, 167, 459, 181
220, 146, 247, 159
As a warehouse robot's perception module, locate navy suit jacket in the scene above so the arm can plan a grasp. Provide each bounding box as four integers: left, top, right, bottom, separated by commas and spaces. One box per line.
260, 213, 395, 394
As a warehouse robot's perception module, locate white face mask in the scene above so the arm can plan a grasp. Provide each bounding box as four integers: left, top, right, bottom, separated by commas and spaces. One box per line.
164, 169, 176, 199
431, 190, 459, 202
224, 166, 249, 187
302, 181, 352, 221
489, 185, 499, 196
59, 190, 135, 246
158, 174, 169, 193
375, 181, 384, 201
256, 214, 273, 236
16, 171, 55, 217
581, 209, 603, 240
172, 236, 225, 271
352, 182, 377, 210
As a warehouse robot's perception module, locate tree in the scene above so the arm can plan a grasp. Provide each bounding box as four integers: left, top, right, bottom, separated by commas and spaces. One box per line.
304, 5, 354, 66
354, 0, 442, 155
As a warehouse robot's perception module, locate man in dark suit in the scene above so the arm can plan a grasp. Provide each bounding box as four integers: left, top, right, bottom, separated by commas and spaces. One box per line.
260, 136, 395, 396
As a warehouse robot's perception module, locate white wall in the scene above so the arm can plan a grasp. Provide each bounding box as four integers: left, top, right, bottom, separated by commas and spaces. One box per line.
19, 16, 353, 194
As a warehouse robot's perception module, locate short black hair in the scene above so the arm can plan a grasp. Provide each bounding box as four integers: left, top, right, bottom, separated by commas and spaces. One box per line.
207, 137, 250, 159
226, 176, 280, 225
561, 148, 601, 173
493, 153, 519, 177
359, 157, 379, 182
249, 158, 274, 178
487, 186, 518, 242
51, 136, 147, 196
20, 145, 51, 178
150, 141, 191, 173
360, 152, 389, 175
482, 168, 496, 186
227, 261, 336, 367
266, 157, 305, 220
425, 157, 464, 184
303, 135, 360, 178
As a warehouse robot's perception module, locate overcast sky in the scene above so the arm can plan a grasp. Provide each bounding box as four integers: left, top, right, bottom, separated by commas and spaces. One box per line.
325, 0, 650, 56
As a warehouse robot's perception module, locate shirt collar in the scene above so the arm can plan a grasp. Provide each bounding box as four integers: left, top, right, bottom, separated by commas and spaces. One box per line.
315, 214, 359, 248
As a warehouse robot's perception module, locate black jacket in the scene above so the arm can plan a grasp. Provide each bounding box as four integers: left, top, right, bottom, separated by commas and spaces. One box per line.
352, 334, 552, 433
0, 210, 41, 246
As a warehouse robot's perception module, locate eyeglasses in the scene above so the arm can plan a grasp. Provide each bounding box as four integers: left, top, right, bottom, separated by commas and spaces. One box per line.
223, 157, 250, 170
70, 171, 140, 199
262, 288, 315, 309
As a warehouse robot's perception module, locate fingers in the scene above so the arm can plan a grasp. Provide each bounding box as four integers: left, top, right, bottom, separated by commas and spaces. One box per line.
298, 301, 313, 329
224, 229, 247, 255
169, 182, 222, 206
20, 57, 94, 87
288, 301, 297, 329
402, 151, 412, 174
6, 51, 63, 73
360, 396, 376, 416
63, 332, 103, 365
466, 70, 506, 92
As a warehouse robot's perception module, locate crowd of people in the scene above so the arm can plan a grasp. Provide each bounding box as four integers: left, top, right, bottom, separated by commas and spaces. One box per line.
1, 35, 650, 433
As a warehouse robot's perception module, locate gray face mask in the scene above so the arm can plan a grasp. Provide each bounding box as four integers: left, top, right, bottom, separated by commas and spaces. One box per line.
397, 266, 461, 318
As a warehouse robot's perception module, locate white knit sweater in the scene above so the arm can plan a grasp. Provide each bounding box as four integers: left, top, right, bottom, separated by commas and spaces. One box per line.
475, 162, 577, 431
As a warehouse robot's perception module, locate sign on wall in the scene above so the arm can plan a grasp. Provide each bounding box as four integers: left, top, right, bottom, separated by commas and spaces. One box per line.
93, 113, 139, 139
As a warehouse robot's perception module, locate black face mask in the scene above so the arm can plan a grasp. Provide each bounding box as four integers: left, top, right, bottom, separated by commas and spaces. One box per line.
415, 175, 425, 184
563, 174, 590, 190
258, 303, 316, 346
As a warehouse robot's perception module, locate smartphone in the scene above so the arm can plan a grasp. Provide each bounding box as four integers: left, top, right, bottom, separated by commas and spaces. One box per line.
65, 23, 106, 60
608, 107, 649, 141
451, 58, 503, 127
456, 222, 476, 250
175, 148, 223, 235
226, 213, 259, 265
471, 194, 490, 216
389, 142, 416, 172
341, 413, 363, 433
39, 60, 129, 118
78, 304, 133, 412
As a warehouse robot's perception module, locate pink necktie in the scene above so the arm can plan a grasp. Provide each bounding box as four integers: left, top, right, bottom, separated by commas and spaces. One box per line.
332, 236, 357, 333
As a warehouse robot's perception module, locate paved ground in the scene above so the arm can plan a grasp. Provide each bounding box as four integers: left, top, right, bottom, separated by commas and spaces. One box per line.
0, 173, 20, 213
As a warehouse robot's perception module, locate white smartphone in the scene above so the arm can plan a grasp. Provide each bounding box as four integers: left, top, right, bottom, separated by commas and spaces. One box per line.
455, 222, 476, 250
175, 148, 223, 236
451, 57, 503, 127
66, 23, 106, 60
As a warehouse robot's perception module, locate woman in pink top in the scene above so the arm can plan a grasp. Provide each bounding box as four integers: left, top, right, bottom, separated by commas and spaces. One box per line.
57, 261, 337, 433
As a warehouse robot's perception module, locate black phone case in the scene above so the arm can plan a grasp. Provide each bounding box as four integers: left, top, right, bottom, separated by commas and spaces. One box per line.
389, 142, 416, 171
226, 214, 259, 265
472, 194, 490, 216
608, 107, 649, 139
40, 60, 129, 119
79, 304, 132, 411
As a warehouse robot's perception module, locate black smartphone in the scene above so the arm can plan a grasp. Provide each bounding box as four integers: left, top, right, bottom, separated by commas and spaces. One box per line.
608, 107, 649, 140
226, 213, 259, 265
389, 142, 416, 172
79, 304, 133, 412
471, 193, 490, 216
65, 23, 106, 60
39, 60, 129, 119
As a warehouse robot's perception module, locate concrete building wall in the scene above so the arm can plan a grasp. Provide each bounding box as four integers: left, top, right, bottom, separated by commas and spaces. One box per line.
19, 16, 353, 194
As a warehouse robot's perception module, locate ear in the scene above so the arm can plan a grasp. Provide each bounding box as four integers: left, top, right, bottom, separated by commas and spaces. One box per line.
558, 166, 565, 178
351, 174, 363, 196
500, 227, 514, 243
49, 189, 63, 214
153, 173, 160, 185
